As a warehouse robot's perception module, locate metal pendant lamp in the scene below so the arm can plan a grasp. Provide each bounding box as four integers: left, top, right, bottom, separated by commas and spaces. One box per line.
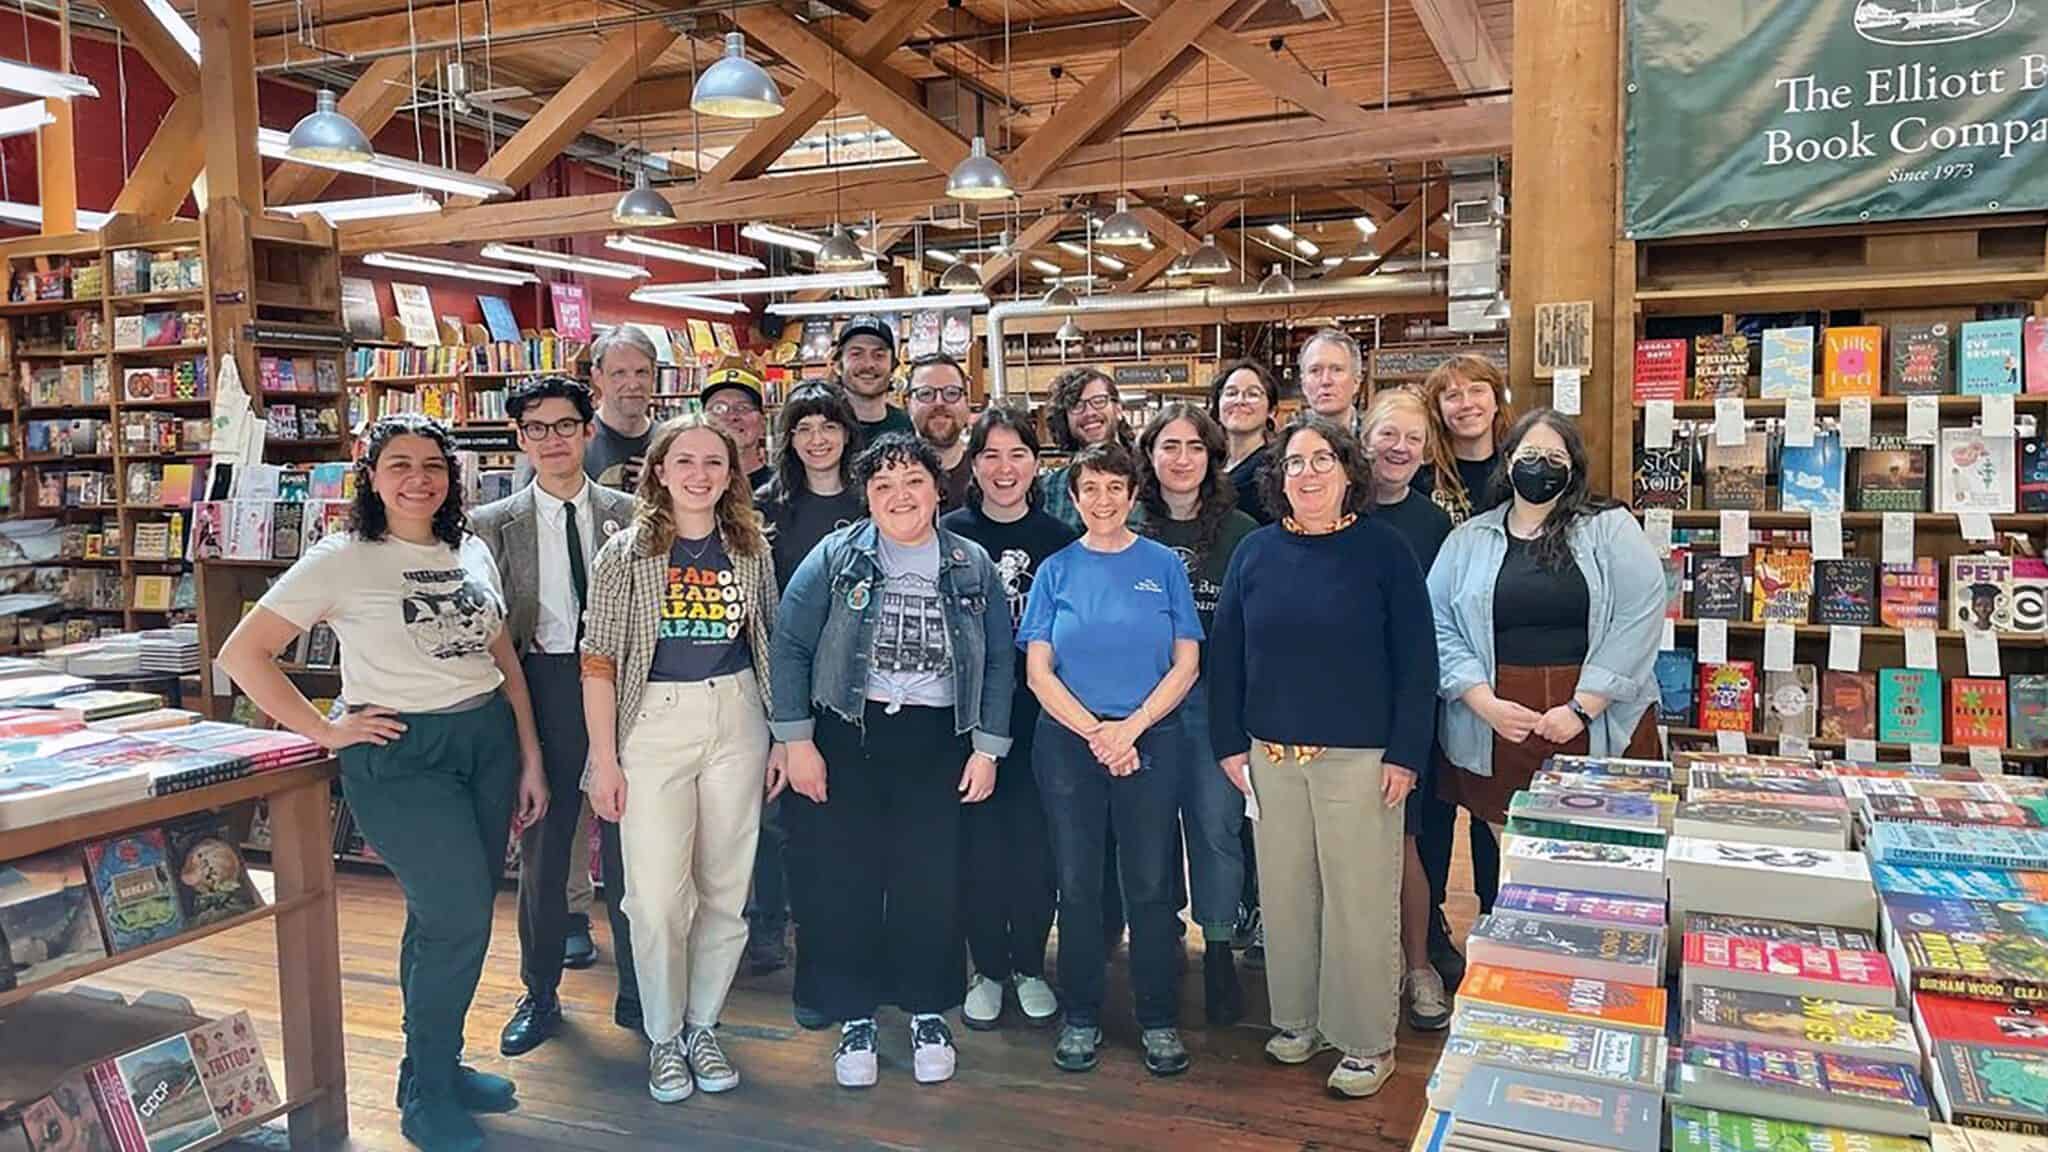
692, 31, 784, 119
1041, 283, 1078, 309
1054, 315, 1084, 343
612, 170, 677, 227
286, 89, 373, 164
816, 222, 870, 271
1257, 262, 1296, 295
1184, 234, 1231, 277
1097, 196, 1149, 247
1483, 291, 1511, 321
939, 260, 982, 292
947, 136, 1015, 201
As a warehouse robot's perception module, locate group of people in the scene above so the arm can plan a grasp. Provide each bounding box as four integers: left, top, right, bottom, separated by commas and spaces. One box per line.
217, 320, 1668, 1152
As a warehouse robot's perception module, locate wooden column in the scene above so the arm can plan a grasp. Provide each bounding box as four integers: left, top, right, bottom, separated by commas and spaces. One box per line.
38, 1, 76, 236
197, 0, 262, 399
1507, 0, 1621, 490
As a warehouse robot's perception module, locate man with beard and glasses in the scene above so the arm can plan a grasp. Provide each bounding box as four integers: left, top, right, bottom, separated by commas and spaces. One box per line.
833, 318, 913, 439
907, 353, 974, 512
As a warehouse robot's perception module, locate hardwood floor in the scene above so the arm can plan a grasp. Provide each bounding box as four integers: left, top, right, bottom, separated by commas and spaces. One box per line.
73, 820, 1486, 1152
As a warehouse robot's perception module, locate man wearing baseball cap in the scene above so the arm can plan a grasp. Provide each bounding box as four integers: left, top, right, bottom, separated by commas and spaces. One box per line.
832, 318, 913, 439
702, 365, 775, 493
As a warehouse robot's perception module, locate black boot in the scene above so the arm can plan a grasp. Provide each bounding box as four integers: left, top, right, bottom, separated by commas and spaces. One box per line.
1428, 908, 1467, 992
1203, 941, 1243, 1027
397, 1058, 518, 1114
397, 1065, 486, 1152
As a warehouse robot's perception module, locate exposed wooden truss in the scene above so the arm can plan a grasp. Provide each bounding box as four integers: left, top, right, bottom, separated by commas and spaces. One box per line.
265, 57, 417, 206
1119, 198, 1243, 291
1409, 0, 1510, 93
252, 0, 635, 71
977, 210, 1074, 289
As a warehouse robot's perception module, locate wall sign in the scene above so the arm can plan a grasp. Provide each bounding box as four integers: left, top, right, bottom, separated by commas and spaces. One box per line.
1533, 301, 1595, 379
1625, 0, 2048, 237
1112, 361, 1191, 387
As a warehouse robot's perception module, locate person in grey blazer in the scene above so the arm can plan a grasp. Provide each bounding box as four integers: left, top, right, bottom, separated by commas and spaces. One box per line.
469, 376, 643, 1058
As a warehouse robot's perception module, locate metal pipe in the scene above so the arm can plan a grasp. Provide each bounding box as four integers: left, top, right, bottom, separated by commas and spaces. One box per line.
984, 271, 1445, 398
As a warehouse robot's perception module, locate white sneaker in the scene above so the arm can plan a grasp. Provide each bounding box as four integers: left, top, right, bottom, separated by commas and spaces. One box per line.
648, 1037, 694, 1103
1327, 1051, 1394, 1098
1264, 1028, 1333, 1065
835, 1019, 879, 1089
686, 1026, 739, 1093
911, 1014, 957, 1085
1015, 975, 1059, 1024
1405, 967, 1452, 1032
963, 973, 1004, 1030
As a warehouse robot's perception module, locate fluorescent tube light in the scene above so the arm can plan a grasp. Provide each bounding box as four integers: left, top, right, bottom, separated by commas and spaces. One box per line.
769, 293, 989, 317
1265, 223, 1296, 242
362, 251, 538, 286
603, 233, 762, 273
926, 249, 958, 265
1028, 258, 1062, 276
1354, 216, 1379, 236
635, 269, 887, 297
481, 242, 650, 281
1094, 253, 1126, 272
257, 128, 513, 200
1056, 241, 1089, 259
1322, 256, 1344, 267
1295, 237, 1320, 258
0, 59, 97, 100
0, 200, 111, 229
0, 100, 51, 139
740, 222, 823, 255
273, 192, 440, 224
625, 289, 750, 315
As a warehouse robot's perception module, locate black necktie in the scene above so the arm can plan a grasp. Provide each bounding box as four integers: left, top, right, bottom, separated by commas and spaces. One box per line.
565, 501, 588, 647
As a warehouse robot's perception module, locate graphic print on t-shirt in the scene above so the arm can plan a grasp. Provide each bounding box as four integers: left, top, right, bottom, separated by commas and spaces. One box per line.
661, 560, 745, 646
994, 548, 1036, 620
1162, 544, 1226, 617
401, 567, 504, 659
873, 571, 951, 674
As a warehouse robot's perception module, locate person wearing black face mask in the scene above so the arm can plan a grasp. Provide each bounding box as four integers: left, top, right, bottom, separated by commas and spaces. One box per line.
1424, 409, 1667, 833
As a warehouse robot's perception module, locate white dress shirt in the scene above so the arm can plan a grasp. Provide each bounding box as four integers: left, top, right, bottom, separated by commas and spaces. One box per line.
533, 479, 596, 655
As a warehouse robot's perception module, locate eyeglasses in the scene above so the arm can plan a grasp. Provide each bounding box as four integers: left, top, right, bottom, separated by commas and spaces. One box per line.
707, 400, 759, 418
1073, 394, 1116, 413
517, 417, 589, 441
1281, 451, 1340, 477
1512, 449, 1570, 468
909, 385, 967, 404
1218, 386, 1268, 404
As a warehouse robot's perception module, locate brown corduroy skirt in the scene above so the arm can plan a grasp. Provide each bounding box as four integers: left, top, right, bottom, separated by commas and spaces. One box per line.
1439, 662, 1660, 825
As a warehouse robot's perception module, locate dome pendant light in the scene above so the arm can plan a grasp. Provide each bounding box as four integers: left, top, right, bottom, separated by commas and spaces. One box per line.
1041, 283, 1078, 309
1483, 292, 1511, 321
1257, 263, 1296, 296
286, 89, 374, 164
1097, 196, 1149, 247
939, 260, 982, 292
947, 136, 1015, 201
612, 170, 677, 227
1055, 315, 1085, 343
1185, 234, 1231, 277
816, 223, 870, 271
692, 31, 784, 119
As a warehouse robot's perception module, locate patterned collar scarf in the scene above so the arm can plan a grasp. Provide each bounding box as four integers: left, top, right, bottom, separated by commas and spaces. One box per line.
1281, 512, 1357, 537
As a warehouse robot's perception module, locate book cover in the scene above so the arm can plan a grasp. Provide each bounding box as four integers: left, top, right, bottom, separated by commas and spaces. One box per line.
1952, 554, 2015, 632
1687, 985, 1916, 1061
1692, 554, 1751, 621
1962, 318, 2025, 395
1869, 823, 2048, 873
20, 1071, 116, 1152
1684, 913, 1875, 949
1695, 334, 1752, 399
1675, 798, 1849, 845
1930, 1041, 2048, 1133
1658, 648, 1698, 726
1634, 338, 1689, 401
1493, 884, 1666, 928
1876, 864, 2048, 901
2023, 438, 2048, 512
1820, 670, 1879, 742
1752, 546, 1814, 622
1857, 435, 1932, 512
1451, 1065, 1662, 1152
1813, 558, 1877, 625
114, 1031, 221, 1152
1888, 895, 2048, 938
82, 829, 186, 954
1880, 559, 1942, 629
1680, 1038, 1929, 1111
1500, 836, 1668, 900
1762, 665, 1819, 738
1901, 926, 2048, 1005
1666, 546, 1688, 618
1823, 326, 1883, 399
1456, 961, 1667, 1032
163, 813, 260, 929
1779, 431, 1845, 513
1891, 320, 1955, 395
1667, 836, 1872, 884
0, 848, 107, 984
1951, 678, 2010, 749
1436, 1009, 1666, 1108
1936, 425, 2017, 514
1881, 668, 1944, 745
1699, 661, 1758, 732
1682, 932, 1894, 999
2028, 316, 2048, 395
1633, 439, 1692, 509
1669, 1104, 1929, 1152
1545, 754, 1677, 781
185, 1011, 279, 1128
1761, 326, 1817, 399
2014, 674, 2048, 751
1702, 436, 1769, 511
1508, 789, 1665, 830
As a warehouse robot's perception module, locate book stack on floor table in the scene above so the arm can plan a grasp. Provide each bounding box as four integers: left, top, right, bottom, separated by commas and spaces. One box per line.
1421, 750, 2048, 1152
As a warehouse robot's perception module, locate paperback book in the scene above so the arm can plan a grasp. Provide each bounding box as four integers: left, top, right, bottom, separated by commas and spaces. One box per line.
1779, 432, 1845, 513
1762, 665, 1819, 739
1675, 1039, 1930, 1137
1935, 425, 2018, 514
1880, 668, 1944, 745
1686, 984, 1917, 1061
1455, 961, 1668, 1033
1823, 326, 1884, 399
1698, 662, 1759, 732
1695, 334, 1751, 399
1634, 440, 1693, 510
1753, 547, 1814, 622
1634, 338, 1689, 401
1857, 435, 1932, 512
1657, 649, 1698, 727
1681, 931, 1895, 1006
1890, 320, 1955, 395
1881, 558, 1943, 628
1866, 822, 2048, 872
1762, 326, 1817, 399
1668, 1105, 1931, 1152
1702, 437, 1770, 511
1950, 677, 2009, 749
1499, 836, 1667, 900
1896, 925, 2048, 1006
81, 828, 186, 954
1467, 912, 1665, 986
1673, 798, 1850, 849
1692, 555, 1750, 621
1962, 318, 2025, 395
1448, 1064, 1662, 1152
1813, 558, 1878, 626
1430, 1004, 1668, 1111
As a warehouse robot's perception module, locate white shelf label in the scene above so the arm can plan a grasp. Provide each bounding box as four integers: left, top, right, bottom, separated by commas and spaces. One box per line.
1910, 741, 1942, 766
1840, 396, 1872, 448
1784, 397, 1816, 448
1698, 617, 1729, 664
1959, 511, 1995, 542
1716, 729, 1749, 755
1810, 509, 1843, 561
1554, 367, 1583, 416
1645, 401, 1675, 450
1780, 732, 1812, 761
1763, 621, 1797, 671
1907, 395, 1940, 444
1661, 617, 1678, 652
1966, 627, 2002, 676
1845, 737, 1879, 763
1905, 625, 1939, 670
1970, 745, 2005, 776
1983, 393, 2016, 439
1720, 510, 1750, 557
1715, 397, 1747, 447
1882, 512, 1915, 565
1645, 507, 1674, 557
1828, 625, 1862, 672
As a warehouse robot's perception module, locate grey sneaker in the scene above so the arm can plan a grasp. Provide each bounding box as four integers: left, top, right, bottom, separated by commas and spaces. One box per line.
1327, 1051, 1394, 1098
648, 1037, 693, 1104
1015, 975, 1059, 1024
835, 1019, 879, 1089
1405, 967, 1452, 1032
910, 1014, 957, 1084
1265, 1027, 1333, 1065
1053, 1023, 1101, 1072
686, 1026, 738, 1093
1141, 1028, 1190, 1077
963, 973, 1004, 1030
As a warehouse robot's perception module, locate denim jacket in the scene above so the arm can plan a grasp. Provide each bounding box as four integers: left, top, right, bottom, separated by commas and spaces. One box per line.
1428, 505, 1664, 777
769, 519, 1015, 757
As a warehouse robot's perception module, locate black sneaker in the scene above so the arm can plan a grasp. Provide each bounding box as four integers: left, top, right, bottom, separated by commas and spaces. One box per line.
1141, 1028, 1190, 1077
400, 1092, 484, 1152
1054, 1023, 1101, 1073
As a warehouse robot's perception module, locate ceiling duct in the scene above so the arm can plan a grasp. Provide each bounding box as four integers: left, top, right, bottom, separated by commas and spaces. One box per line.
1445, 157, 1505, 334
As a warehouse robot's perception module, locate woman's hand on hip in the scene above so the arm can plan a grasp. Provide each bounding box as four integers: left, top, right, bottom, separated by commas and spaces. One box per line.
1532, 704, 1587, 744
958, 752, 997, 804
1482, 696, 1542, 744
1381, 762, 1417, 809
515, 759, 550, 831
318, 707, 406, 751
1219, 753, 1253, 797
587, 758, 628, 823
764, 742, 790, 802
785, 739, 829, 804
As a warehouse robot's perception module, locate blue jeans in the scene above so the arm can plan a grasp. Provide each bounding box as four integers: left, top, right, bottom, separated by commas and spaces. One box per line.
1035, 711, 1184, 1030
1177, 678, 1244, 940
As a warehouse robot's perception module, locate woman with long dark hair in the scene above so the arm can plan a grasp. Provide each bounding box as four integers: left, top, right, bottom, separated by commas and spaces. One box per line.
1209, 359, 1276, 525
1134, 403, 1255, 1026
1429, 409, 1665, 836
582, 414, 781, 1105
219, 414, 547, 1152
1038, 366, 1129, 531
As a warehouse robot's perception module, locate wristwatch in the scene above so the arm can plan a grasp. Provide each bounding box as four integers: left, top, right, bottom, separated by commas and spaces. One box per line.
1567, 700, 1594, 727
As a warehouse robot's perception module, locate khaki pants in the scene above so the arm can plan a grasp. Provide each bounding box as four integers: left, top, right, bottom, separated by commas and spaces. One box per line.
618, 671, 770, 1045
1250, 744, 1402, 1058
565, 801, 595, 916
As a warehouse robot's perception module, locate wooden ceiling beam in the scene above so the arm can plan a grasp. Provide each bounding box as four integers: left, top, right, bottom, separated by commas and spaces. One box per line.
38, 1, 75, 236
1120, 0, 1377, 132
733, 6, 969, 173
790, 221, 914, 302
1357, 194, 1445, 275
109, 94, 206, 220
97, 0, 200, 96
1085, 0, 1263, 146
265, 56, 416, 206
704, 0, 947, 186
978, 211, 1074, 290
1119, 197, 1242, 291
198, 0, 260, 210
252, 0, 625, 70
1005, 0, 1246, 189
456, 24, 678, 204
338, 102, 1510, 250
1408, 0, 1510, 94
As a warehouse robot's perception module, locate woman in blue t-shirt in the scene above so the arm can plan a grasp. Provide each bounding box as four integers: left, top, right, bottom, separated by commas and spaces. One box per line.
1018, 442, 1202, 1078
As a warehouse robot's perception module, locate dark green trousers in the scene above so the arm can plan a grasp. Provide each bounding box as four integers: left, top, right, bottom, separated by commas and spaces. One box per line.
339, 693, 518, 1095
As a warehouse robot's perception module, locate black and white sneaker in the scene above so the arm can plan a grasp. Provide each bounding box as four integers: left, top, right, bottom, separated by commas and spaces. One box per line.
835, 1019, 878, 1089
911, 1014, 957, 1084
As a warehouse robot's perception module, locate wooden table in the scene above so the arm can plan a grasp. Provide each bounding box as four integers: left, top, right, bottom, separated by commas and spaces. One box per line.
0, 760, 347, 1149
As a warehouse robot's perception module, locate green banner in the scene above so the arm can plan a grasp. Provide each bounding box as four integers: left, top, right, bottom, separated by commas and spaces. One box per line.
1626, 0, 2048, 238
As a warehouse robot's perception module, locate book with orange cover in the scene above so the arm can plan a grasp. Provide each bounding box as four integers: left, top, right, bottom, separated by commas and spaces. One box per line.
1455, 961, 1668, 1034
1823, 326, 1884, 399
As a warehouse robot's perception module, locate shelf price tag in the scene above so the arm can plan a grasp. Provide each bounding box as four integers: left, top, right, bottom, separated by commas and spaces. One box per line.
1983, 393, 2016, 439
1644, 507, 1674, 557
1970, 745, 2005, 776
1553, 367, 1583, 416
1840, 396, 1873, 448
1810, 509, 1843, 561
1905, 624, 1939, 670
1645, 400, 1675, 449
1780, 732, 1812, 761
1716, 729, 1749, 755
1845, 737, 1879, 763
1965, 627, 2001, 676
1828, 625, 1862, 672
1720, 510, 1750, 558
1910, 741, 1942, 766
1763, 621, 1797, 671
1882, 512, 1915, 565
1715, 397, 1747, 447
1661, 617, 1678, 652
1784, 397, 1817, 448
1698, 618, 1729, 664
1959, 511, 1995, 542
1907, 395, 1940, 444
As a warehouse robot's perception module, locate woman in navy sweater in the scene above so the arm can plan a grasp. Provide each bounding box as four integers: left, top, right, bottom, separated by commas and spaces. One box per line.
1208, 413, 1438, 1100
